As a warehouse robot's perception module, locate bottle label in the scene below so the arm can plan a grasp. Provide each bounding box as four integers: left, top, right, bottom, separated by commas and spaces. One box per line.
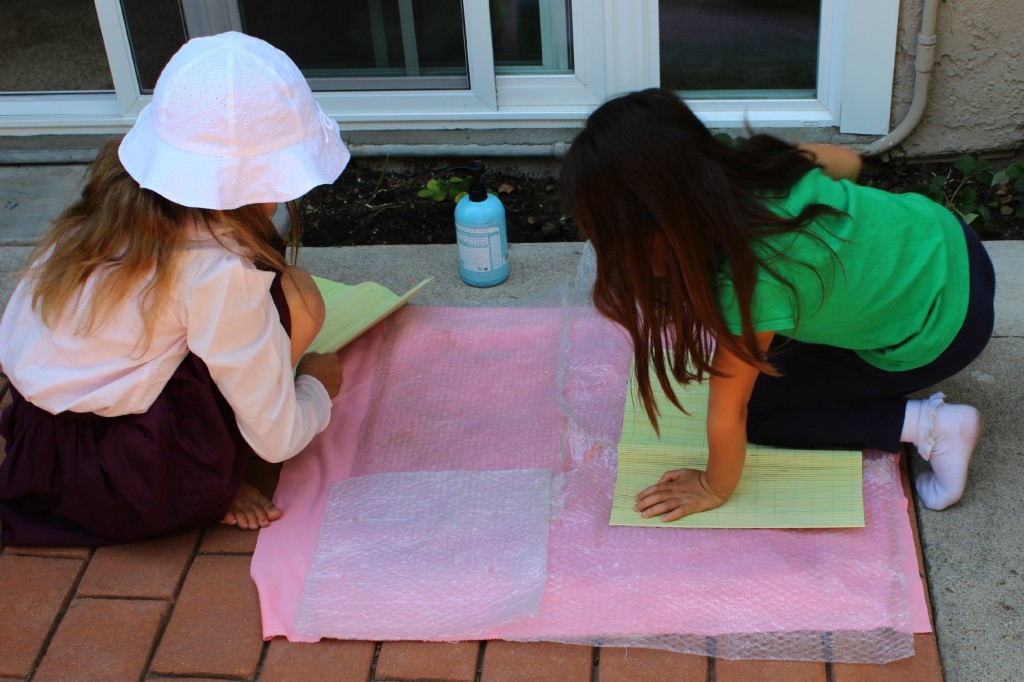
456, 222, 507, 273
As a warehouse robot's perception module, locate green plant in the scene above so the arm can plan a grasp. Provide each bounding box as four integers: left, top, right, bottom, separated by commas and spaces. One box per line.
364, 155, 392, 209
906, 155, 1024, 232
992, 162, 1024, 226
713, 132, 737, 147
417, 176, 471, 203
991, 162, 1024, 192
908, 155, 991, 227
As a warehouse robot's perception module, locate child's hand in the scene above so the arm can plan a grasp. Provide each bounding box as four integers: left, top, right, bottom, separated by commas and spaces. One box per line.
634, 468, 727, 522
296, 352, 344, 398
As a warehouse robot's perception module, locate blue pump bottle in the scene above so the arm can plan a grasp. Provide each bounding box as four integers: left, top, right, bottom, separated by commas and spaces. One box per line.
450, 161, 509, 287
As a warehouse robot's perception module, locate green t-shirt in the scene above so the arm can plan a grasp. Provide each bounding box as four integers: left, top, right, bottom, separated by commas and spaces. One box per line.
716, 168, 970, 371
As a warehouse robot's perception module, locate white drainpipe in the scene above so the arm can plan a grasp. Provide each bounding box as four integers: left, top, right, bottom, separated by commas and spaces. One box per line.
862, 0, 940, 157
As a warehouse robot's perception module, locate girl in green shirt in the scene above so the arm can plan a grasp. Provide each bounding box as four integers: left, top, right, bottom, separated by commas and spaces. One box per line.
562, 88, 994, 519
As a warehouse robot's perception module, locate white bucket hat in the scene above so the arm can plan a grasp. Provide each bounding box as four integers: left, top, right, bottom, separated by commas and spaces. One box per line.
119, 31, 350, 210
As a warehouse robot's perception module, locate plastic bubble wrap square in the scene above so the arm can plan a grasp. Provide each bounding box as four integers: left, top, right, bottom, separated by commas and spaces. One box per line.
293, 468, 553, 640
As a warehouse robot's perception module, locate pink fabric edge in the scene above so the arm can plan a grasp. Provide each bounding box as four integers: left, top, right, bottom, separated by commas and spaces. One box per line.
252, 324, 388, 641
898, 455, 933, 633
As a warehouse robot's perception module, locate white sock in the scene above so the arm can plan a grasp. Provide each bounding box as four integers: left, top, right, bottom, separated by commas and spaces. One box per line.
900, 399, 922, 443
901, 392, 981, 510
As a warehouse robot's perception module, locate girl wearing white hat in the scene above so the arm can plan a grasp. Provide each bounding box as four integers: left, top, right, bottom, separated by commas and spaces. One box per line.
0, 32, 350, 546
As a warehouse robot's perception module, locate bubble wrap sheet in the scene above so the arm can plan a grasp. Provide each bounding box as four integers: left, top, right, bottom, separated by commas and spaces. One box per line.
294, 469, 552, 639
252, 258, 925, 663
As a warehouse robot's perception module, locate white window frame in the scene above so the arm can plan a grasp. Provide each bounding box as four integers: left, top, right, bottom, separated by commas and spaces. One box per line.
681, 0, 899, 134
0, 0, 900, 136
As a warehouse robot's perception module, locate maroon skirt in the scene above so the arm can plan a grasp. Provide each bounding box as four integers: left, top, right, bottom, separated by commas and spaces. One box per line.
0, 274, 291, 547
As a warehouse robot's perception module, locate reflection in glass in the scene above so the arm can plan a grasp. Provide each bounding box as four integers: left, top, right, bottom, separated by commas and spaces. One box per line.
241, 0, 469, 90
659, 0, 819, 98
491, 0, 573, 74
1, 0, 113, 93
91, 0, 578, 98
122, 0, 188, 93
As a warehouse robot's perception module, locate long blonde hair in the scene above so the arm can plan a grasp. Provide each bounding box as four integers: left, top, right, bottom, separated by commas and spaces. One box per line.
27, 139, 300, 349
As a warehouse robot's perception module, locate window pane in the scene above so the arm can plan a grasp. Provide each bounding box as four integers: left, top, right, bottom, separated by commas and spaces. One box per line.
240, 0, 469, 90
491, 0, 573, 74
121, 0, 189, 93
1, 0, 113, 93
659, 0, 819, 98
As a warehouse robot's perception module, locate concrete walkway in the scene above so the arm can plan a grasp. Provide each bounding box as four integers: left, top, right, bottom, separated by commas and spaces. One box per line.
1, 163, 1022, 681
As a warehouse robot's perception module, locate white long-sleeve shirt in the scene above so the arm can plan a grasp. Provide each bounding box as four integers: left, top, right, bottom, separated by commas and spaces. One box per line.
0, 230, 331, 463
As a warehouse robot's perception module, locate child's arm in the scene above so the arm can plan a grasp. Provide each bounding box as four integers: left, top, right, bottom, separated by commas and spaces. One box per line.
186, 256, 334, 464
798, 143, 864, 182
704, 333, 772, 494
634, 331, 773, 522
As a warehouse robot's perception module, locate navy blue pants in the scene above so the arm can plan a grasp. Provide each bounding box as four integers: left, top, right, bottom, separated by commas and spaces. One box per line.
746, 221, 995, 453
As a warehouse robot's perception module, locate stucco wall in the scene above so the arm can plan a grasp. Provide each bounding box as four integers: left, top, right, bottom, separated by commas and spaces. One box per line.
889, 0, 1024, 158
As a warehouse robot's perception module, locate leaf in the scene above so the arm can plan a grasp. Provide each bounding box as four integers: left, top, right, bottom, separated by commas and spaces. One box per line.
713, 132, 735, 146
991, 170, 1010, 186
959, 155, 991, 178
454, 191, 468, 203
416, 189, 433, 198
908, 182, 943, 203
955, 186, 977, 205
954, 154, 979, 175
961, 212, 979, 224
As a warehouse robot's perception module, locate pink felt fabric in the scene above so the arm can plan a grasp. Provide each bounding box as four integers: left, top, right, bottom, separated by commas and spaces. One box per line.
251, 304, 931, 661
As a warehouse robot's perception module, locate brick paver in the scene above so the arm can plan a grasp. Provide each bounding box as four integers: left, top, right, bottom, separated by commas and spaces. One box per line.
0, 556, 83, 678
376, 640, 481, 682
3, 546, 90, 560
199, 523, 260, 554
598, 646, 707, 682
261, 639, 376, 682
481, 641, 594, 682
150, 554, 264, 678
78, 529, 198, 599
717, 658, 827, 681
32, 598, 167, 682
832, 634, 944, 681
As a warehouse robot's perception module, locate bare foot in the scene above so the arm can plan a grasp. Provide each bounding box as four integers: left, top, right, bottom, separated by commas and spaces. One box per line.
220, 482, 283, 530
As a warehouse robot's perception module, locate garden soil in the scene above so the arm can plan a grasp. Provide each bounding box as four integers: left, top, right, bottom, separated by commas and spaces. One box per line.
299, 156, 1024, 247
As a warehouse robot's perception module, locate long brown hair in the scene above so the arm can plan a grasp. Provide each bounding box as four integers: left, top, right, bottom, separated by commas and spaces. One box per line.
561, 88, 838, 431
26, 139, 301, 352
